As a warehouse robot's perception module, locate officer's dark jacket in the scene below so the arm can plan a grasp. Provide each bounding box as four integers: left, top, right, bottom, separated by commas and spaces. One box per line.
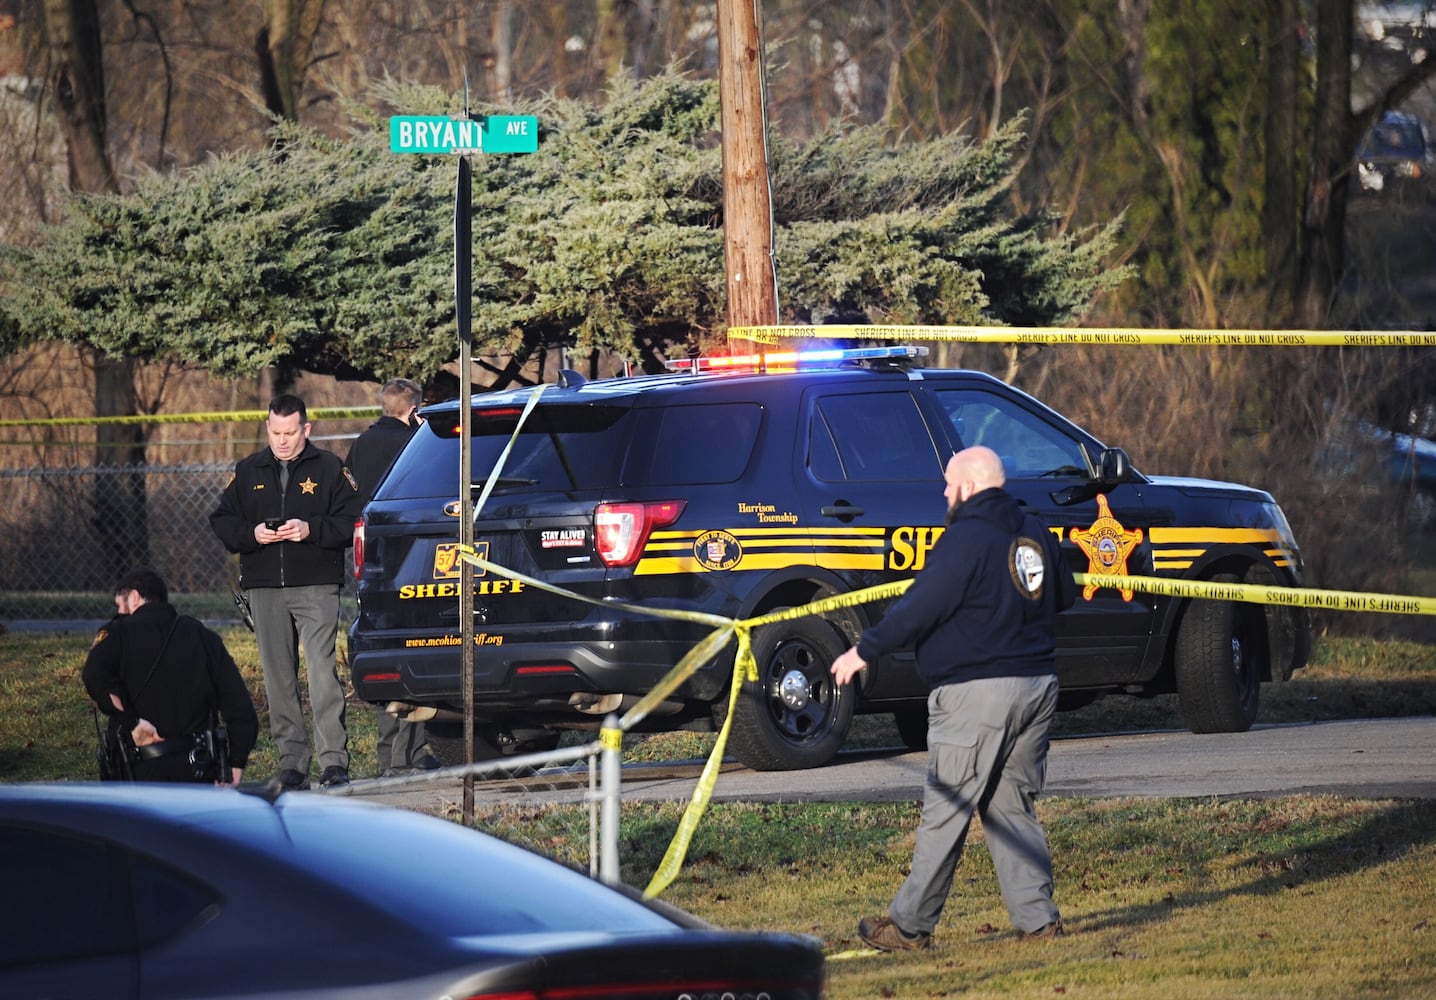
209, 440, 362, 589
82, 601, 260, 768
345, 414, 416, 502
856, 487, 1077, 689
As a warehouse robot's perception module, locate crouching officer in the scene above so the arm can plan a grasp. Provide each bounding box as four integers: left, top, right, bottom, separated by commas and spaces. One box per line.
83, 568, 260, 785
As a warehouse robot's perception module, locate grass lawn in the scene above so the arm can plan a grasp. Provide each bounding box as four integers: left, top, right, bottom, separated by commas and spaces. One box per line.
2, 626, 1433, 996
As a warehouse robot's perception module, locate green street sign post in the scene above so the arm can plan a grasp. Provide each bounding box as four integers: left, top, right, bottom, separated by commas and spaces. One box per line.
389, 114, 538, 155
388, 107, 538, 828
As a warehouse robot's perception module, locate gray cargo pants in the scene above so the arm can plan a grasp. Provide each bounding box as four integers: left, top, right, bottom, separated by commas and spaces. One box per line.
376, 709, 429, 771
248, 584, 348, 774
889, 673, 1061, 936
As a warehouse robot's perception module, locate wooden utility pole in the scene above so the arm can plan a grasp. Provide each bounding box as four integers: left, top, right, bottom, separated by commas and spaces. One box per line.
716, 0, 778, 328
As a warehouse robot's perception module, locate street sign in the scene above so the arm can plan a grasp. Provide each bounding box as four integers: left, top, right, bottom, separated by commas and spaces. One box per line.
390, 115, 538, 155
480, 115, 539, 154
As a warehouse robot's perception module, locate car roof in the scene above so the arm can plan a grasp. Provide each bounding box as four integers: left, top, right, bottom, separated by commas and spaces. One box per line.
0, 783, 684, 938
0, 782, 283, 831
420, 361, 1010, 413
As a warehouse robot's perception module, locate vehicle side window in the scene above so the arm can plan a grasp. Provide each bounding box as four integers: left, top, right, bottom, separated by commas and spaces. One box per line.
632, 403, 762, 486
807, 411, 844, 481
936, 389, 1086, 478
131, 854, 221, 946
0, 824, 221, 966
0, 824, 135, 965
814, 393, 942, 481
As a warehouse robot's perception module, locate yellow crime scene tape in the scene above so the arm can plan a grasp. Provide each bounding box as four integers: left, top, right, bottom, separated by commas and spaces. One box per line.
726, 324, 1436, 347
1085, 573, 1436, 615
0, 407, 380, 429
457, 547, 1435, 899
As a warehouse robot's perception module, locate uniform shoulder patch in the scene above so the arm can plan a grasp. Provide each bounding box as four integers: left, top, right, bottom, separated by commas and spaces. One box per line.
1009, 536, 1047, 600
343, 467, 359, 492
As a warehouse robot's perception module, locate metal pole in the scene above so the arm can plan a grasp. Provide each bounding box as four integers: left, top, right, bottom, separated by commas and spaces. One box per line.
599, 714, 621, 885
456, 153, 475, 826
588, 751, 599, 879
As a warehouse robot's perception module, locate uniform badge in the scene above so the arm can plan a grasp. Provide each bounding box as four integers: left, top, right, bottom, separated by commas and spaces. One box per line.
1070, 494, 1143, 601
300, 476, 318, 495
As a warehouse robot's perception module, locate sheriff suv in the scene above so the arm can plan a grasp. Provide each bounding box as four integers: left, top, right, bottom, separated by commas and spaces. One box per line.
349, 346, 1311, 771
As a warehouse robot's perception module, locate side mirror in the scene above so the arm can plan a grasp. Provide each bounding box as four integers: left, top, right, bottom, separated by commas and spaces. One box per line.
1097, 447, 1132, 486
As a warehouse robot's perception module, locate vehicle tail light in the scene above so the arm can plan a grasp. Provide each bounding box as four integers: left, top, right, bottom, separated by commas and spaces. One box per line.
352, 517, 365, 579
593, 500, 685, 567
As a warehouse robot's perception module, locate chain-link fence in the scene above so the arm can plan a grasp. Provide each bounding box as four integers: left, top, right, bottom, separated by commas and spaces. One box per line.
0, 462, 346, 622
1, 460, 627, 884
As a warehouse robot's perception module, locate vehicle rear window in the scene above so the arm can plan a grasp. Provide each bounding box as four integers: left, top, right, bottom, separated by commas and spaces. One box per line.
377, 403, 631, 499
623, 402, 762, 486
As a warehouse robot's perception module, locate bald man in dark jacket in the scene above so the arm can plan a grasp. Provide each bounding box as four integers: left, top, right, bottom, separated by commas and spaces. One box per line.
832, 446, 1075, 951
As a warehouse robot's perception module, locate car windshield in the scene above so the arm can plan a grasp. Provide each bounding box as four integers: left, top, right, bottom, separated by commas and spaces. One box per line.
279, 800, 678, 937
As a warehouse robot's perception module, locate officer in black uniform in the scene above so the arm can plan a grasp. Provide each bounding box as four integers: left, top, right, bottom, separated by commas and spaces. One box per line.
209, 394, 364, 790
345, 377, 441, 776
83, 568, 259, 784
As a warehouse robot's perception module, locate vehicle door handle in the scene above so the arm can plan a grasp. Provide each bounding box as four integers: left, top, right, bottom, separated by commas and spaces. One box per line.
821, 503, 864, 520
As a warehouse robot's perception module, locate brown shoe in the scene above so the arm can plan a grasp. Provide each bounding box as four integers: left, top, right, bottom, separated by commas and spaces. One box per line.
858, 915, 931, 952
1022, 919, 1065, 940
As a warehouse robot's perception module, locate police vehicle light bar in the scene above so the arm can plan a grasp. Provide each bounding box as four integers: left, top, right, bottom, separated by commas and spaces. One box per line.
664, 344, 928, 373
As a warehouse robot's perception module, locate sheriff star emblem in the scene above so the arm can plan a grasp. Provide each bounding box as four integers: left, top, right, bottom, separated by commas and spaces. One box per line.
300, 477, 318, 495
1070, 494, 1142, 601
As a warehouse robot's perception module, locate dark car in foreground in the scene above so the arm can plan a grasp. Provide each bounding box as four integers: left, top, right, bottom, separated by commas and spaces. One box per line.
0, 784, 825, 999
350, 346, 1310, 771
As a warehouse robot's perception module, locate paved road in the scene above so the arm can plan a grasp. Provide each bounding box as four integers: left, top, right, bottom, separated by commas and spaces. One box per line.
341, 716, 1436, 813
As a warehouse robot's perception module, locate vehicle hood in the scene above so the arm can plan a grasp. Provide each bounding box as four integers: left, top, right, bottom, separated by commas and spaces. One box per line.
1143, 474, 1276, 504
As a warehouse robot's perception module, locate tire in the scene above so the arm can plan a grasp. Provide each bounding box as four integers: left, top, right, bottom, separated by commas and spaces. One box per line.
893, 706, 928, 750
714, 612, 854, 771
1174, 581, 1262, 734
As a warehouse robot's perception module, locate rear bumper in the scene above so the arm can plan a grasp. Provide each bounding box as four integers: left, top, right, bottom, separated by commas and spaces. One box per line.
348, 627, 729, 709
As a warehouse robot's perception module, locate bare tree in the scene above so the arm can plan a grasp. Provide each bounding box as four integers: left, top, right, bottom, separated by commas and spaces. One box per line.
42, 0, 149, 580
1294, 0, 1436, 328
256, 0, 326, 123
487, 0, 514, 101
43, 0, 115, 192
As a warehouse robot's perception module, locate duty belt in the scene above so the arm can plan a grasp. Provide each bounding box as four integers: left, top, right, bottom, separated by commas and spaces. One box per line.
136, 737, 195, 761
